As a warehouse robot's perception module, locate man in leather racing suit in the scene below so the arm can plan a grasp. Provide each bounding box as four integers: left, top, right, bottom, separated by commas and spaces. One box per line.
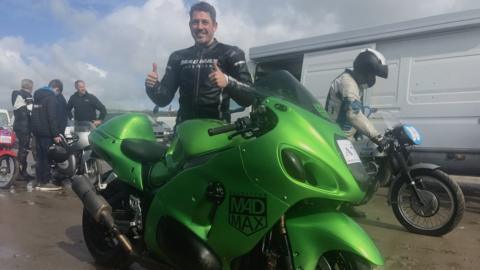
325, 48, 389, 217
11, 79, 35, 180
145, 1, 255, 124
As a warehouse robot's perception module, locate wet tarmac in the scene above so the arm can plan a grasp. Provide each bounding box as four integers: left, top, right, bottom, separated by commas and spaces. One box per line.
0, 176, 479, 270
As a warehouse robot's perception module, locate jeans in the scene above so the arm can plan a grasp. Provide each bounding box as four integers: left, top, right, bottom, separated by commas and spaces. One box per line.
35, 136, 53, 184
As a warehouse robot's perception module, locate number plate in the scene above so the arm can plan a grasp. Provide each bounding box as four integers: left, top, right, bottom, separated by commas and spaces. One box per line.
0, 135, 12, 144
337, 139, 361, 164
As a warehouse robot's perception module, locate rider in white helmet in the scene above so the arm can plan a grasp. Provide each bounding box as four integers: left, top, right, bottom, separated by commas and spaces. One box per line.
325, 48, 389, 217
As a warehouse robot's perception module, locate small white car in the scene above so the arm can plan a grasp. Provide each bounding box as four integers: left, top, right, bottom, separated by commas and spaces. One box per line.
0, 109, 11, 128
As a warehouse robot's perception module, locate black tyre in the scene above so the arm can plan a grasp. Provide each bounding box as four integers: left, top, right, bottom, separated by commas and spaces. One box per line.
391, 169, 464, 236
316, 252, 373, 270
0, 155, 18, 189
82, 182, 132, 268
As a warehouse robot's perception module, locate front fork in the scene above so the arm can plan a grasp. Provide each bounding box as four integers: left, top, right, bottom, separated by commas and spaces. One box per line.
393, 151, 428, 205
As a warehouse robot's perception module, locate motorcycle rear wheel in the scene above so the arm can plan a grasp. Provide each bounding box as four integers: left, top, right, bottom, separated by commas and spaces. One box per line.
0, 155, 18, 189
316, 252, 373, 270
391, 169, 464, 236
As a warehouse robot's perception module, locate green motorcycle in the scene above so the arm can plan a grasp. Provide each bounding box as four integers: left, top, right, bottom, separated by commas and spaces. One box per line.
72, 70, 383, 270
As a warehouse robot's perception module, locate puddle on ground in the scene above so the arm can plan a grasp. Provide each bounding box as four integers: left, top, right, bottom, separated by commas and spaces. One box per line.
0, 246, 19, 259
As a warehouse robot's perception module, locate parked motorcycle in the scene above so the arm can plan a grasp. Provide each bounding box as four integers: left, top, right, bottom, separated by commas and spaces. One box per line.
49, 121, 100, 184
0, 127, 18, 189
355, 111, 465, 236
72, 70, 384, 270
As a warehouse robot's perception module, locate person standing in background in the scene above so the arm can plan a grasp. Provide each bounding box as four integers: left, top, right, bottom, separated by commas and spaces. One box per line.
31, 80, 63, 191
67, 80, 107, 126
49, 79, 68, 135
11, 79, 35, 180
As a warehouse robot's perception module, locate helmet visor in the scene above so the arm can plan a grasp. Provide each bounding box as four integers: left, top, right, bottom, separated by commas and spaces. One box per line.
376, 64, 388, 79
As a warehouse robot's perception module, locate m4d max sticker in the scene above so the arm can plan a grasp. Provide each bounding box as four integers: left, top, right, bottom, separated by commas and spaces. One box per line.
228, 195, 267, 236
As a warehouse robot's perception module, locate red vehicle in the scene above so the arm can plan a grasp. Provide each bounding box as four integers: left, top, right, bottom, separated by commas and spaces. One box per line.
0, 127, 18, 189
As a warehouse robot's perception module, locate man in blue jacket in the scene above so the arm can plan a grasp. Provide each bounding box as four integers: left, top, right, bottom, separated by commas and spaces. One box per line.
50, 79, 68, 134
31, 80, 63, 191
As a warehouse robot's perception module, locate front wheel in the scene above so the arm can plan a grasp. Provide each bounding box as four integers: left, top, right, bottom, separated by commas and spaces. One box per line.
0, 155, 18, 189
391, 169, 464, 236
316, 252, 373, 270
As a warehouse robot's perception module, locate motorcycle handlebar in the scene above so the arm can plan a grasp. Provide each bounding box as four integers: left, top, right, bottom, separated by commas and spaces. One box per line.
208, 123, 237, 136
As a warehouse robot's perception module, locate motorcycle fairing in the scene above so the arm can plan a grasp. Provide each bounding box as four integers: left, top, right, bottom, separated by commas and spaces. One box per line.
285, 211, 384, 270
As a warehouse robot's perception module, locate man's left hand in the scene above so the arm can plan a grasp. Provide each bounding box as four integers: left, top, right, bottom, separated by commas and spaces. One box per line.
209, 60, 228, 89
53, 137, 62, 144
93, 120, 102, 127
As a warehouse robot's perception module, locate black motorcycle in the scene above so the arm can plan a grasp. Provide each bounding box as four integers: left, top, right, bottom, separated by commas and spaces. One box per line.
48, 121, 101, 184
356, 112, 465, 236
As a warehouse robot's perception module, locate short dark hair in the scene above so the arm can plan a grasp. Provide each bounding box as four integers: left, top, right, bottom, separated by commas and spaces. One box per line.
48, 79, 63, 92
190, 1, 216, 23
74, 80, 85, 89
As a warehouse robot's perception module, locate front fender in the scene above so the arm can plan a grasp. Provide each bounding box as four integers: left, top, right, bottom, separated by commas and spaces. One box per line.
407, 162, 440, 171
0, 150, 17, 158
286, 212, 383, 270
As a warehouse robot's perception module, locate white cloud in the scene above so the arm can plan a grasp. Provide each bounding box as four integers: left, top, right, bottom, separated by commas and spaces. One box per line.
1, 0, 480, 110
85, 63, 107, 78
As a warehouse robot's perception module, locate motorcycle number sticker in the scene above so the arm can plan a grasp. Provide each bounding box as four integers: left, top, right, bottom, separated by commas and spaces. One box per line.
229, 195, 267, 236
0, 135, 12, 144
337, 139, 361, 164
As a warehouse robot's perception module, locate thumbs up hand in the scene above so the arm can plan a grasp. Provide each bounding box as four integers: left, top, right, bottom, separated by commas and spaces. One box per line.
145, 63, 159, 88
209, 60, 228, 89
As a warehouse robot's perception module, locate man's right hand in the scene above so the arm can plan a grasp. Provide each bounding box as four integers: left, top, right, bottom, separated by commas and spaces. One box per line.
93, 120, 102, 127
53, 136, 62, 144
373, 135, 389, 152
145, 63, 158, 88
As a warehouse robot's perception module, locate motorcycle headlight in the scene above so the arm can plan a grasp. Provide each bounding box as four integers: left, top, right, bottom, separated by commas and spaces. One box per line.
402, 125, 422, 145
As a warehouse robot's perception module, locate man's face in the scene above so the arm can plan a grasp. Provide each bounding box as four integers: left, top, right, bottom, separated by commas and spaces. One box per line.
189, 11, 217, 46
76, 82, 86, 96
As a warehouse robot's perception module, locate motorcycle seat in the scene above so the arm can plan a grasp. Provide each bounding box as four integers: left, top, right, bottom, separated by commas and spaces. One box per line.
121, 139, 167, 163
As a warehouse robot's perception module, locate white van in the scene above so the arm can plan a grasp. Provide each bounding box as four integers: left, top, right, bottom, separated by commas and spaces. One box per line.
250, 9, 480, 176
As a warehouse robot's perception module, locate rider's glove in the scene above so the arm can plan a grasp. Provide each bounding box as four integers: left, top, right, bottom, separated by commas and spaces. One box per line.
372, 135, 389, 152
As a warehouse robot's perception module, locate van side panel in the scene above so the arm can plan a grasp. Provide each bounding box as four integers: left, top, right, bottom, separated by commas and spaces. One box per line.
300, 29, 480, 175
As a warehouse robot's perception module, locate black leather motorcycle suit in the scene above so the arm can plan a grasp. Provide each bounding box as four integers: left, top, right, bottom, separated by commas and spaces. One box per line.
11, 89, 33, 134
146, 39, 255, 123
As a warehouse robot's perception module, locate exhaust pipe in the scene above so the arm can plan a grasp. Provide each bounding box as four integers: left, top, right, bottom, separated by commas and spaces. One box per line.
71, 175, 134, 255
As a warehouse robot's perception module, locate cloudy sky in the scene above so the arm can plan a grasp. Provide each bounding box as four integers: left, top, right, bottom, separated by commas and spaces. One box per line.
1, 0, 480, 111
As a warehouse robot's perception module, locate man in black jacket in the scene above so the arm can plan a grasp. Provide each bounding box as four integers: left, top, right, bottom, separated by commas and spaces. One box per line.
145, 1, 255, 124
31, 81, 62, 191
67, 80, 107, 126
11, 79, 34, 179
